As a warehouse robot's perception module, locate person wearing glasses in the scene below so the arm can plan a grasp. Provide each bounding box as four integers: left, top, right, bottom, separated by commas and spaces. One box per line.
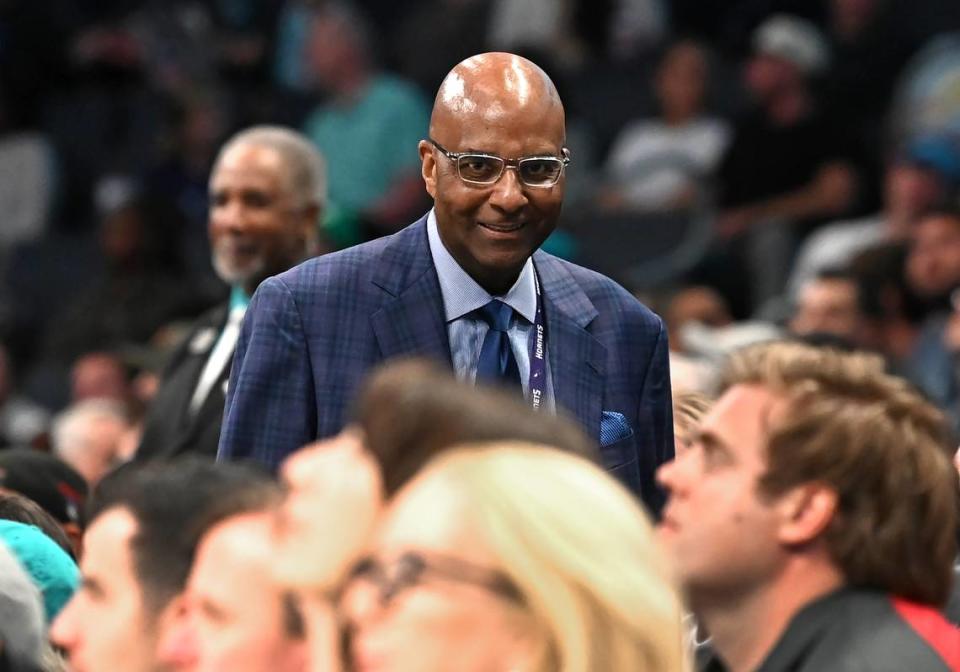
217, 52, 674, 513
340, 442, 685, 672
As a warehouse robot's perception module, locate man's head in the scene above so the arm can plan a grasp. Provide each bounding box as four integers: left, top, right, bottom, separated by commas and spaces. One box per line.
906, 208, 960, 301
746, 15, 829, 103
71, 352, 130, 405
658, 342, 956, 608
884, 136, 960, 231
209, 126, 326, 296
419, 53, 568, 295
655, 39, 710, 124
159, 510, 306, 672
50, 458, 277, 672
51, 399, 130, 487
305, 2, 373, 93
789, 270, 865, 344
0, 447, 88, 554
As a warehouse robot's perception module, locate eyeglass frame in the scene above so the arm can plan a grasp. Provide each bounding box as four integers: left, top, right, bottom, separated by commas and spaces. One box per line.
342, 550, 524, 608
426, 137, 571, 188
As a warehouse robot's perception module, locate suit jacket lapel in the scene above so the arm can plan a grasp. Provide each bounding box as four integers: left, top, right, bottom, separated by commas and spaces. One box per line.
175, 304, 230, 433
534, 252, 606, 441
370, 217, 452, 364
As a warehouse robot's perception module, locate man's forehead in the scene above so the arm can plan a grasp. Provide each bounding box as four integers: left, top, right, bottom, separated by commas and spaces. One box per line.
199, 512, 274, 565
82, 507, 138, 573
211, 143, 288, 187
705, 384, 786, 448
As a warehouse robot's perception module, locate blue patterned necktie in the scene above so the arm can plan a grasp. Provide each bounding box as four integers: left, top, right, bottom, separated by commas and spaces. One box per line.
475, 299, 521, 389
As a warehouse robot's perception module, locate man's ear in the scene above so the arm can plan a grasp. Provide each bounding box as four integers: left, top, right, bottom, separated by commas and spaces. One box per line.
776, 483, 838, 546
419, 140, 438, 200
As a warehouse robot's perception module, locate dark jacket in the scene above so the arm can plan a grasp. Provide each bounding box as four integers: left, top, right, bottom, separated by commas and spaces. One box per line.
700, 589, 960, 672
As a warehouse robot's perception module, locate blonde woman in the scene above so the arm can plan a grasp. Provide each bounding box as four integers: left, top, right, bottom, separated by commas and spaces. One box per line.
340, 442, 687, 672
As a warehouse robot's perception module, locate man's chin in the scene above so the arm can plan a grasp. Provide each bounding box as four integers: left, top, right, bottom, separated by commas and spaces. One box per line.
211, 256, 263, 289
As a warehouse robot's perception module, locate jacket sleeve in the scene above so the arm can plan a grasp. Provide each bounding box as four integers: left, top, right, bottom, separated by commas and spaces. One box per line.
217, 276, 317, 470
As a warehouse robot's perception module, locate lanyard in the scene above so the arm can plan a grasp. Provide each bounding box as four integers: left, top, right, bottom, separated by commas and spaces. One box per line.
528, 271, 547, 410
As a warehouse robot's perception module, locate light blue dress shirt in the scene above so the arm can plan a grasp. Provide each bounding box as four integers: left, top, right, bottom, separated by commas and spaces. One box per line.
426, 210, 555, 410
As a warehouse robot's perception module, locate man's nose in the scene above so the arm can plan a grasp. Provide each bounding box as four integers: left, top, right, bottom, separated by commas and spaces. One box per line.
49, 598, 78, 650
487, 166, 529, 213
656, 449, 690, 492
156, 615, 200, 670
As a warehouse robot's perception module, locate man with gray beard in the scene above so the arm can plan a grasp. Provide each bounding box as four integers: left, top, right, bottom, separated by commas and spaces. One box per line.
136, 127, 326, 460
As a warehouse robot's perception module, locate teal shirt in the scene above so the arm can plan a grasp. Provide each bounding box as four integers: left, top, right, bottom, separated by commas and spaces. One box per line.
230, 285, 251, 313
303, 74, 429, 218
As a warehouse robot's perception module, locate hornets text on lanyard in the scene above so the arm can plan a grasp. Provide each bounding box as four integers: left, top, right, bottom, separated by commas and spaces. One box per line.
529, 272, 547, 411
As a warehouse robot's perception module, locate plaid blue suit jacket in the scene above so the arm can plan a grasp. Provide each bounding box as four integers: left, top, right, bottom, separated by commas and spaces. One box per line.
218, 215, 674, 512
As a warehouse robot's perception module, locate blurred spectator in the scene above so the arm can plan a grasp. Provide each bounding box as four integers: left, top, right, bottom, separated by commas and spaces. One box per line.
606, 0, 669, 60
340, 443, 686, 671
143, 92, 230, 293
705, 14, 863, 315
905, 208, 960, 310
201, 0, 283, 86
0, 449, 88, 556
273, 0, 319, 94
908, 293, 960, 436
0, 344, 49, 448
664, 285, 734, 354
788, 134, 960, 297
599, 39, 730, 213
38, 180, 201, 401
0, 541, 46, 672
662, 285, 735, 393
717, 14, 857, 237
301, 2, 430, 245
657, 342, 958, 671
50, 458, 278, 672
70, 352, 131, 406
848, 242, 928, 365
0, 93, 57, 256
900, 208, 960, 432
136, 126, 326, 461
487, 0, 587, 67
51, 399, 130, 487
0, 491, 76, 562
788, 269, 867, 346
0, 520, 79, 623
158, 495, 307, 672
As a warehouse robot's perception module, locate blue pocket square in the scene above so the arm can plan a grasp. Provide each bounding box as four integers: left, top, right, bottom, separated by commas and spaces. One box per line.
600, 411, 633, 446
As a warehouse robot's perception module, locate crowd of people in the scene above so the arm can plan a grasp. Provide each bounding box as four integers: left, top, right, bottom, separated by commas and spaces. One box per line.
0, 0, 959, 670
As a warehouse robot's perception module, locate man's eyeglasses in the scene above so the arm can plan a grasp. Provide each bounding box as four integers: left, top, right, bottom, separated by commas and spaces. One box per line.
427, 138, 570, 188
344, 550, 523, 607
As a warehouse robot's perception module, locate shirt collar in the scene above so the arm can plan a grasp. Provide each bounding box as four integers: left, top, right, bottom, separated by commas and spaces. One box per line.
426, 209, 537, 323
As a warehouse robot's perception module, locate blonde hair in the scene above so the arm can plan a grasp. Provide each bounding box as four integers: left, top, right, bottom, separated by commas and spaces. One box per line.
721, 341, 958, 605
417, 443, 686, 672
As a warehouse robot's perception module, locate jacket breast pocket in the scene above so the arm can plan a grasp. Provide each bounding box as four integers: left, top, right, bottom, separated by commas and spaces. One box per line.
599, 411, 640, 492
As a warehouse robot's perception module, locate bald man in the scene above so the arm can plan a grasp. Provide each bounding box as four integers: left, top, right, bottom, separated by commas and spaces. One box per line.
218, 53, 673, 511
